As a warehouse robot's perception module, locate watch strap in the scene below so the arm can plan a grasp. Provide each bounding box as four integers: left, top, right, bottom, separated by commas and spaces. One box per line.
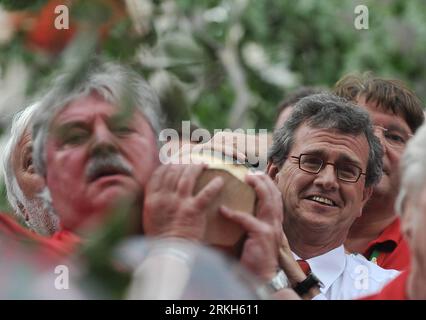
293, 273, 322, 296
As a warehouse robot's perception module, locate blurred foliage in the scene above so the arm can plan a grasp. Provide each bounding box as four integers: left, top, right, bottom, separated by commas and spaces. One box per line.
77, 199, 138, 299
1, 0, 425, 132
0, 182, 10, 212
0, 0, 46, 11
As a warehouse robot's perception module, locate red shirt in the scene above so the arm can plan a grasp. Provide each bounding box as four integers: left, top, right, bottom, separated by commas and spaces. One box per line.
361, 271, 409, 300
0, 213, 79, 258
363, 217, 410, 271
48, 229, 81, 255
0, 212, 42, 241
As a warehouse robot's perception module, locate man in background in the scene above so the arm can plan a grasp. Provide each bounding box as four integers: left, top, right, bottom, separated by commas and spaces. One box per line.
335, 73, 424, 270
1, 103, 60, 236
363, 121, 426, 299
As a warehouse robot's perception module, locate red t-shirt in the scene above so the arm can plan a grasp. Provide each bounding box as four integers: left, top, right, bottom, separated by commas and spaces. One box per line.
0, 212, 42, 241
363, 217, 410, 271
361, 271, 409, 300
0, 213, 80, 258
48, 229, 81, 255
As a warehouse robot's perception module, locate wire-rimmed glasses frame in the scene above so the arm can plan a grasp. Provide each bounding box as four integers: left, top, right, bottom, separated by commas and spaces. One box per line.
373, 125, 413, 150
290, 154, 366, 183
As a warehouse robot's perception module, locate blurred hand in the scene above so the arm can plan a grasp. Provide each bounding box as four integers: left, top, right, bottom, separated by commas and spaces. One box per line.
278, 236, 307, 288
220, 172, 284, 281
143, 164, 224, 241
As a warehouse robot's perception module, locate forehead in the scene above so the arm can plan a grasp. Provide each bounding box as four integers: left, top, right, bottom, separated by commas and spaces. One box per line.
291, 124, 370, 166
356, 96, 412, 134
51, 93, 146, 128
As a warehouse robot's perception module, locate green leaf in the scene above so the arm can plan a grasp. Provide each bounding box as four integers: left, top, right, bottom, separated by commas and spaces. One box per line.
0, 0, 46, 11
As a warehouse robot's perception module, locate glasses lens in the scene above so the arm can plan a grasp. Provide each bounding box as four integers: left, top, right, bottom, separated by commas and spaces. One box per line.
300, 154, 322, 173
374, 126, 410, 149
337, 163, 361, 182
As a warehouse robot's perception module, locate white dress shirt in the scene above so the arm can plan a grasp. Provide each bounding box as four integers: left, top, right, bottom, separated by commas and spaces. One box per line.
293, 245, 400, 300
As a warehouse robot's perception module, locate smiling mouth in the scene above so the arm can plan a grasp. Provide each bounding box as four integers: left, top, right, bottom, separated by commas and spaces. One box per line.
306, 195, 336, 207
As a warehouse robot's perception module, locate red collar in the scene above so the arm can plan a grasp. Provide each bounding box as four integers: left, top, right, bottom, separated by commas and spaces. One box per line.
48, 230, 81, 254
0, 214, 78, 260
364, 217, 402, 255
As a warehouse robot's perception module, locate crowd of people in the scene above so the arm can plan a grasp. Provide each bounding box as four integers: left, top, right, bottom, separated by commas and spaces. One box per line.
0, 58, 425, 300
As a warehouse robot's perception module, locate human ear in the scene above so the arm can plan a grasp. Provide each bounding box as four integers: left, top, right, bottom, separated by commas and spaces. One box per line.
267, 162, 280, 182
359, 186, 373, 217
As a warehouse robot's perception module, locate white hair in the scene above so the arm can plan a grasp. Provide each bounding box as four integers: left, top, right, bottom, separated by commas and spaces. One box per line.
32, 61, 164, 178
1, 103, 60, 235
396, 122, 426, 214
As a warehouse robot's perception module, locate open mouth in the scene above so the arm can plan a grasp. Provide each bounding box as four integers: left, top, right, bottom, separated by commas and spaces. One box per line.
88, 165, 131, 182
306, 195, 336, 207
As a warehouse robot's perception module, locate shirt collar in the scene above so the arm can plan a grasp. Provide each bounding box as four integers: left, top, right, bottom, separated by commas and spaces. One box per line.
365, 217, 402, 254
293, 245, 346, 293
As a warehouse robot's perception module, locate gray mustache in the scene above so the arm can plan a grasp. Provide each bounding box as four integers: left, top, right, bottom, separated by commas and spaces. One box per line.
86, 153, 133, 182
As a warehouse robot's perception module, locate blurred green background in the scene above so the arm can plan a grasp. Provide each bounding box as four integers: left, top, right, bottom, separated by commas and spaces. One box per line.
0, 0, 425, 212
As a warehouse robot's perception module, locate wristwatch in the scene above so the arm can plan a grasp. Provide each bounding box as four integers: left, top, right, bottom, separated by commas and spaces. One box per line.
266, 269, 289, 292
293, 273, 323, 297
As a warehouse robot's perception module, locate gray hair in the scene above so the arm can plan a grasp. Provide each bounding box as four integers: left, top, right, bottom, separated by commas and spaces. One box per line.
395, 123, 426, 214
268, 93, 383, 187
1, 103, 59, 235
32, 60, 165, 178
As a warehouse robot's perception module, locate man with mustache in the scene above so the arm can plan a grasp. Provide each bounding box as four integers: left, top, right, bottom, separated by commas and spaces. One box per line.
30, 61, 213, 235
335, 73, 424, 270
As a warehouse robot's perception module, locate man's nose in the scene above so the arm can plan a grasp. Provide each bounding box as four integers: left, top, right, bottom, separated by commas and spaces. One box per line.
313, 164, 339, 191
90, 124, 119, 156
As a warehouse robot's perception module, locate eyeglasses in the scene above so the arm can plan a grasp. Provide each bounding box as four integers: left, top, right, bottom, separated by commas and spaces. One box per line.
373, 125, 413, 149
290, 154, 366, 183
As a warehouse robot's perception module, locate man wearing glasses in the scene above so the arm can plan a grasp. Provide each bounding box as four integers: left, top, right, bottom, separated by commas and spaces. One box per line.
263, 93, 399, 299
334, 74, 424, 271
